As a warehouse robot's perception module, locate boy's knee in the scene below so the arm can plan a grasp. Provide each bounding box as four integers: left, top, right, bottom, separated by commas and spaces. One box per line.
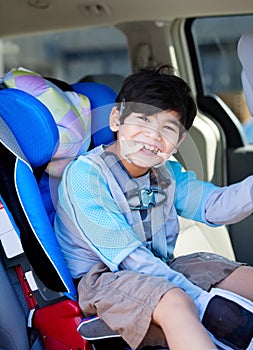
153, 287, 197, 324
166, 287, 196, 310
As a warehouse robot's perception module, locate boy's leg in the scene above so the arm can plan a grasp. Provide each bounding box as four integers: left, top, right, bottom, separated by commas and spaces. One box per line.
152, 288, 217, 350
215, 265, 253, 301
78, 262, 175, 349
203, 265, 253, 350
170, 253, 253, 349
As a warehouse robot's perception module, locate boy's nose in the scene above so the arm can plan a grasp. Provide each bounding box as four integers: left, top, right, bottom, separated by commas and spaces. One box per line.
144, 126, 161, 140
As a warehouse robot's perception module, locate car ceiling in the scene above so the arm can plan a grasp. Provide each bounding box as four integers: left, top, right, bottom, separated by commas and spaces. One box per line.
1, 0, 253, 38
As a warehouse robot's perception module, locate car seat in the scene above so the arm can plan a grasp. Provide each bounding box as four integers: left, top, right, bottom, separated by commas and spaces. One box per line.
0, 81, 134, 349
0, 87, 89, 350
78, 73, 125, 93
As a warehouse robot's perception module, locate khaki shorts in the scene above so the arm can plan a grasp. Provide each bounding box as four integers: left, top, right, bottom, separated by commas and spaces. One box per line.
78, 252, 243, 349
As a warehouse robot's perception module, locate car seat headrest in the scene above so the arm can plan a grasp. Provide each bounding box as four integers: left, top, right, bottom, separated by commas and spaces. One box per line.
79, 73, 125, 93
3, 67, 91, 177
72, 82, 116, 147
0, 88, 59, 168
237, 32, 253, 116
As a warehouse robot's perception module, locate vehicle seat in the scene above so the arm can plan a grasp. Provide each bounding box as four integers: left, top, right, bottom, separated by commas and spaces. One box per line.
0, 79, 122, 349
0, 88, 82, 350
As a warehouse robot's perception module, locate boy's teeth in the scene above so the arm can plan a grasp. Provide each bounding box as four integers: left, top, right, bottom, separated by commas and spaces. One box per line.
143, 144, 158, 153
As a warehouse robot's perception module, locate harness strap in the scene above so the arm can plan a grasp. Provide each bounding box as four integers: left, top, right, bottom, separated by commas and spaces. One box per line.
100, 151, 170, 210
99, 150, 172, 258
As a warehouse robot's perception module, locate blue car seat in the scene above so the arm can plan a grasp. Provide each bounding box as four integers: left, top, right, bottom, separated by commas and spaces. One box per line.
0, 87, 82, 350
0, 81, 121, 349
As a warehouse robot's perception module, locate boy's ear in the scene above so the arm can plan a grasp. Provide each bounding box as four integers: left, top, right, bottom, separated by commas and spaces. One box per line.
172, 133, 186, 155
178, 132, 186, 147
109, 107, 121, 132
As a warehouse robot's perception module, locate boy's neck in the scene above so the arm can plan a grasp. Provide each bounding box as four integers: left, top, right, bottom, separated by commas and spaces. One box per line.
121, 158, 150, 178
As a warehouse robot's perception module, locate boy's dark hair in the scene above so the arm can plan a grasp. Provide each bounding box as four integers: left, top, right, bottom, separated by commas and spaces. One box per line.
116, 65, 197, 131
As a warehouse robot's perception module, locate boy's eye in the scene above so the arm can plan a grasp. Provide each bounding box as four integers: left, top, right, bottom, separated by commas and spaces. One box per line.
164, 124, 177, 132
137, 115, 149, 122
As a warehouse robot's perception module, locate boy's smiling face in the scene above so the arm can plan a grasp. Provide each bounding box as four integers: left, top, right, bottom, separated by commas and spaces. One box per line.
108, 107, 185, 177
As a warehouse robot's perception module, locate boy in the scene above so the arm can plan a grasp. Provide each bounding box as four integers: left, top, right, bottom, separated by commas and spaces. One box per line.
55, 65, 253, 349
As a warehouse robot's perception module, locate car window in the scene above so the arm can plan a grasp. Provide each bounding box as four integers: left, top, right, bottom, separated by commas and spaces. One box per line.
0, 26, 131, 84
187, 15, 253, 143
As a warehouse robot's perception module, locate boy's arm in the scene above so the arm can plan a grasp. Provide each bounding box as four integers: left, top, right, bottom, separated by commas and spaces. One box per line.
205, 175, 253, 224
168, 160, 253, 225
120, 245, 203, 300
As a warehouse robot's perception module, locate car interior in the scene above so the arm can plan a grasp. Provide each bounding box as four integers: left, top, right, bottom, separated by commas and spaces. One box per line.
1, 0, 253, 349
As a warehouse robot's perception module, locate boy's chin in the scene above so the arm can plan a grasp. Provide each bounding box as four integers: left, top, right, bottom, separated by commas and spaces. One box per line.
128, 156, 163, 169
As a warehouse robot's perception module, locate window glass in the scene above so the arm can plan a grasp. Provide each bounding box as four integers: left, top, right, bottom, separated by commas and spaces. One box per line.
1, 26, 130, 84
190, 15, 253, 142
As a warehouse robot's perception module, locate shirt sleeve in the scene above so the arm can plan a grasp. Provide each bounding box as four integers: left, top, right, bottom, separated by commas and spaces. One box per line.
166, 161, 219, 225
120, 245, 202, 300
167, 160, 253, 226
205, 175, 253, 224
